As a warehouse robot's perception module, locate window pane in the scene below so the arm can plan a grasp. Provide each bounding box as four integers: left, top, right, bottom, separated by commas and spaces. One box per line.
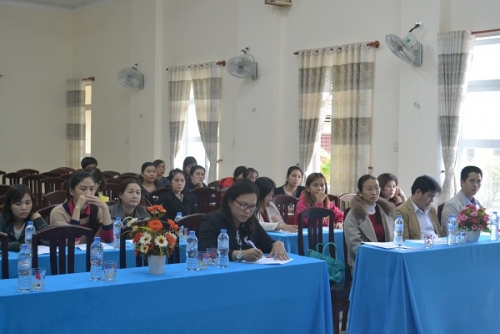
467, 39, 500, 81
461, 91, 500, 140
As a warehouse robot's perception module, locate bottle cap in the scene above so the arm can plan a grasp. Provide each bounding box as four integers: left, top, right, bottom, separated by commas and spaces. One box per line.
189, 231, 196, 236
396, 215, 402, 219
115, 217, 121, 222
221, 229, 227, 233
27, 221, 34, 226
94, 237, 100, 242
176, 212, 182, 216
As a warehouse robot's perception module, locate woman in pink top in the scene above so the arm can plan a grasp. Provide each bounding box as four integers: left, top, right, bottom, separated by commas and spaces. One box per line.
295, 173, 343, 229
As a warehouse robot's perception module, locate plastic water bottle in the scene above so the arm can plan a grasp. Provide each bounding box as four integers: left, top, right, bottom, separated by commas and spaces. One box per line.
113, 217, 122, 249
490, 212, 499, 241
24, 221, 35, 254
17, 244, 31, 292
186, 231, 198, 271
175, 212, 182, 223
447, 214, 458, 245
175, 212, 183, 241
217, 229, 230, 268
90, 237, 104, 281
393, 215, 404, 247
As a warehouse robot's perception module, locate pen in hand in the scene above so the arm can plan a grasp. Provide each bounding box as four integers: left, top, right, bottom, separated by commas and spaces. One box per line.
246, 240, 257, 249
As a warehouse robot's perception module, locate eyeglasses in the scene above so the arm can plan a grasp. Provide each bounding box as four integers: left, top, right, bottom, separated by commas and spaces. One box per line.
234, 198, 258, 212
364, 187, 381, 193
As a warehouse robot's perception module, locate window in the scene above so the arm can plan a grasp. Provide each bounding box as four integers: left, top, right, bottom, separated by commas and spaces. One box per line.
456, 35, 500, 211
174, 85, 209, 173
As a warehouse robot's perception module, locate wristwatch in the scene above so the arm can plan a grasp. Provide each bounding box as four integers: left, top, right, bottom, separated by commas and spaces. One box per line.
236, 250, 243, 262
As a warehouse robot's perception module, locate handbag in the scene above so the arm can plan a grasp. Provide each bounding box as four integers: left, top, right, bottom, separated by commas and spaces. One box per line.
308, 242, 345, 283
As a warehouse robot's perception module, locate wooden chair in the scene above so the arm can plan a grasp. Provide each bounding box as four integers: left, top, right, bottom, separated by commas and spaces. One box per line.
190, 187, 221, 213
0, 232, 9, 279
4, 172, 22, 185
40, 171, 61, 178
208, 180, 222, 191
330, 231, 352, 334
49, 167, 75, 175
40, 177, 66, 194
339, 193, 356, 212
102, 171, 120, 179
17, 168, 39, 176
0, 170, 6, 184
118, 172, 140, 180
102, 183, 120, 201
0, 185, 10, 197
106, 178, 123, 185
22, 174, 47, 208
44, 190, 67, 207
58, 173, 73, 181
177, 213, 206, 238
38, 204, 58, 225
272, 194, 298, 225
296, 207, 335, 256
32, 225, 93, 275
328, 194, 341, 209
438, 202, 446, 224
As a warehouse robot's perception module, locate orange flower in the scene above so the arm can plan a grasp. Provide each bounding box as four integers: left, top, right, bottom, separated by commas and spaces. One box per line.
166, 232, 177, 246
168, 219, 179, 231
147, 204, 166, 213
148, 219, 163, 232
132, 232, 143, 243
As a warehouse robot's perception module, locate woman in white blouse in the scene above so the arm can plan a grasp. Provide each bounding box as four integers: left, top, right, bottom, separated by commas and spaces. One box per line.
255, 177, 297, 233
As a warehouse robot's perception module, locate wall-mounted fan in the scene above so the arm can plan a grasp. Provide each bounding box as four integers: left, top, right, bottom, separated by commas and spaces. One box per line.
227, 47, 258, 80
117, 64, 144, 89
385, 22, 423, 66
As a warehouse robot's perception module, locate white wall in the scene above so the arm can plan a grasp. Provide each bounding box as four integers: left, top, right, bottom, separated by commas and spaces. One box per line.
1, 0, 500, 193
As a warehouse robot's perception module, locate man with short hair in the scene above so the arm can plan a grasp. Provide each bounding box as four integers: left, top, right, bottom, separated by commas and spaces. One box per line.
394, 175, 444, 240
81, 156, 98, 170
441, 166, 482, 233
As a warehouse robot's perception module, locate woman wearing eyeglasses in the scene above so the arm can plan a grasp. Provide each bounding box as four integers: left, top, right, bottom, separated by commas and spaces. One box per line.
344, 174, 395, 272
199, 178, 288, 262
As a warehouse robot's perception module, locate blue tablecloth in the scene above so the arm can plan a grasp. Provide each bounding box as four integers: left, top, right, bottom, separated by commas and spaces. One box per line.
0, 255, 333, 334
347, 235, 500, 334
2, 243, 137, 278
268, 228, 344, 261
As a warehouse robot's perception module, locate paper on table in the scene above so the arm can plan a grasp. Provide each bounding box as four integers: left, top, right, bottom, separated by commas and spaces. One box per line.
407, 237, 448, 245
76, 243, 114, 251
242, 257, 293, 265
37, 245, 51, 255
362, 242, 412, 249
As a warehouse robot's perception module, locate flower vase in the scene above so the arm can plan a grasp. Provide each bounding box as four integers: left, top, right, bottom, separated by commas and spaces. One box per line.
466, 230, 481, 242
148, 255, 166, 275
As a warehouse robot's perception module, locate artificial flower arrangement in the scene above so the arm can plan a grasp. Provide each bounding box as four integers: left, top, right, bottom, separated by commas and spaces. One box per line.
457, 205, 490, 232
124, 204, 179, 257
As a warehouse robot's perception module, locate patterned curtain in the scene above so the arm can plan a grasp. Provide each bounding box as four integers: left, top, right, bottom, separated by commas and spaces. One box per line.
438, 31, 475, 203
298, 48, 333, 171
168, 66, 191, 169
330, 43, 376, 194
191, 61, 223, 182
66, 79, 86, 169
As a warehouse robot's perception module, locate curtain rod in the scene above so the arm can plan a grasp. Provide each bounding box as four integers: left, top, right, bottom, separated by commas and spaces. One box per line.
472, 28, 500, 35
166, 60, 226, 71
82, 76, 95, 82
293, 41, 379, 55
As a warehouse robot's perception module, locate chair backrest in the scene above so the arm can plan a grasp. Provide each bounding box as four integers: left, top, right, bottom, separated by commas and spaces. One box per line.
4, 172, 22, 185
297, 207, 335, 256
105, 178, 123, 185
177, 213, 206, 238
32, 225, 93, 275
38, 204, 59, 225
190, 187, 221, 213
102, 183, 120, 201
0, 232, 9, 279
328, 194, 341, 209
437, 202, 446, 224
49, 167, 75, 175
0, 185, 10, 197
17, 168, 39, 176
22, 174, 47, 208
207, 180, 222, 191
272, 195, 298, 224
102, 171, 121, 179
339, 193, 356, 212
343, 208, 352, 283
118, 172, 140, 180
44, 190, 68, 207
0, 170, 6, 184
40, 177, 66, 194
40, 172, 61, 178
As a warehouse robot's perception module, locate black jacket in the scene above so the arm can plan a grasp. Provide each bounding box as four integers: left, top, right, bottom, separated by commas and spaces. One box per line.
159, 189, 198, 221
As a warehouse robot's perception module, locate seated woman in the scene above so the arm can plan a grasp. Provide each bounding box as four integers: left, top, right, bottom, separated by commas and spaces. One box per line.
158, 169, 197, 221
255, 177, 297, 233
0, 184, 48, 251
377, 173, 406, 205
294, 173, 343, 229
219, 165, 247, 191
153, 159, 169, 187
85, 167, 109, 202
243, 167, 259, 182
50, 171, 113, 243
199, 178, 288, 262
182, 156, 198, 180
274, 166, 305, 198
138, 162, 165, 204
344, 174, 395, 272
184, 165, 207, 193
108, 178, 149, 221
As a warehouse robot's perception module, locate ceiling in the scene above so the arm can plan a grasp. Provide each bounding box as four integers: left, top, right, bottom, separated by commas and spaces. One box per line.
0, 0, 106, 10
